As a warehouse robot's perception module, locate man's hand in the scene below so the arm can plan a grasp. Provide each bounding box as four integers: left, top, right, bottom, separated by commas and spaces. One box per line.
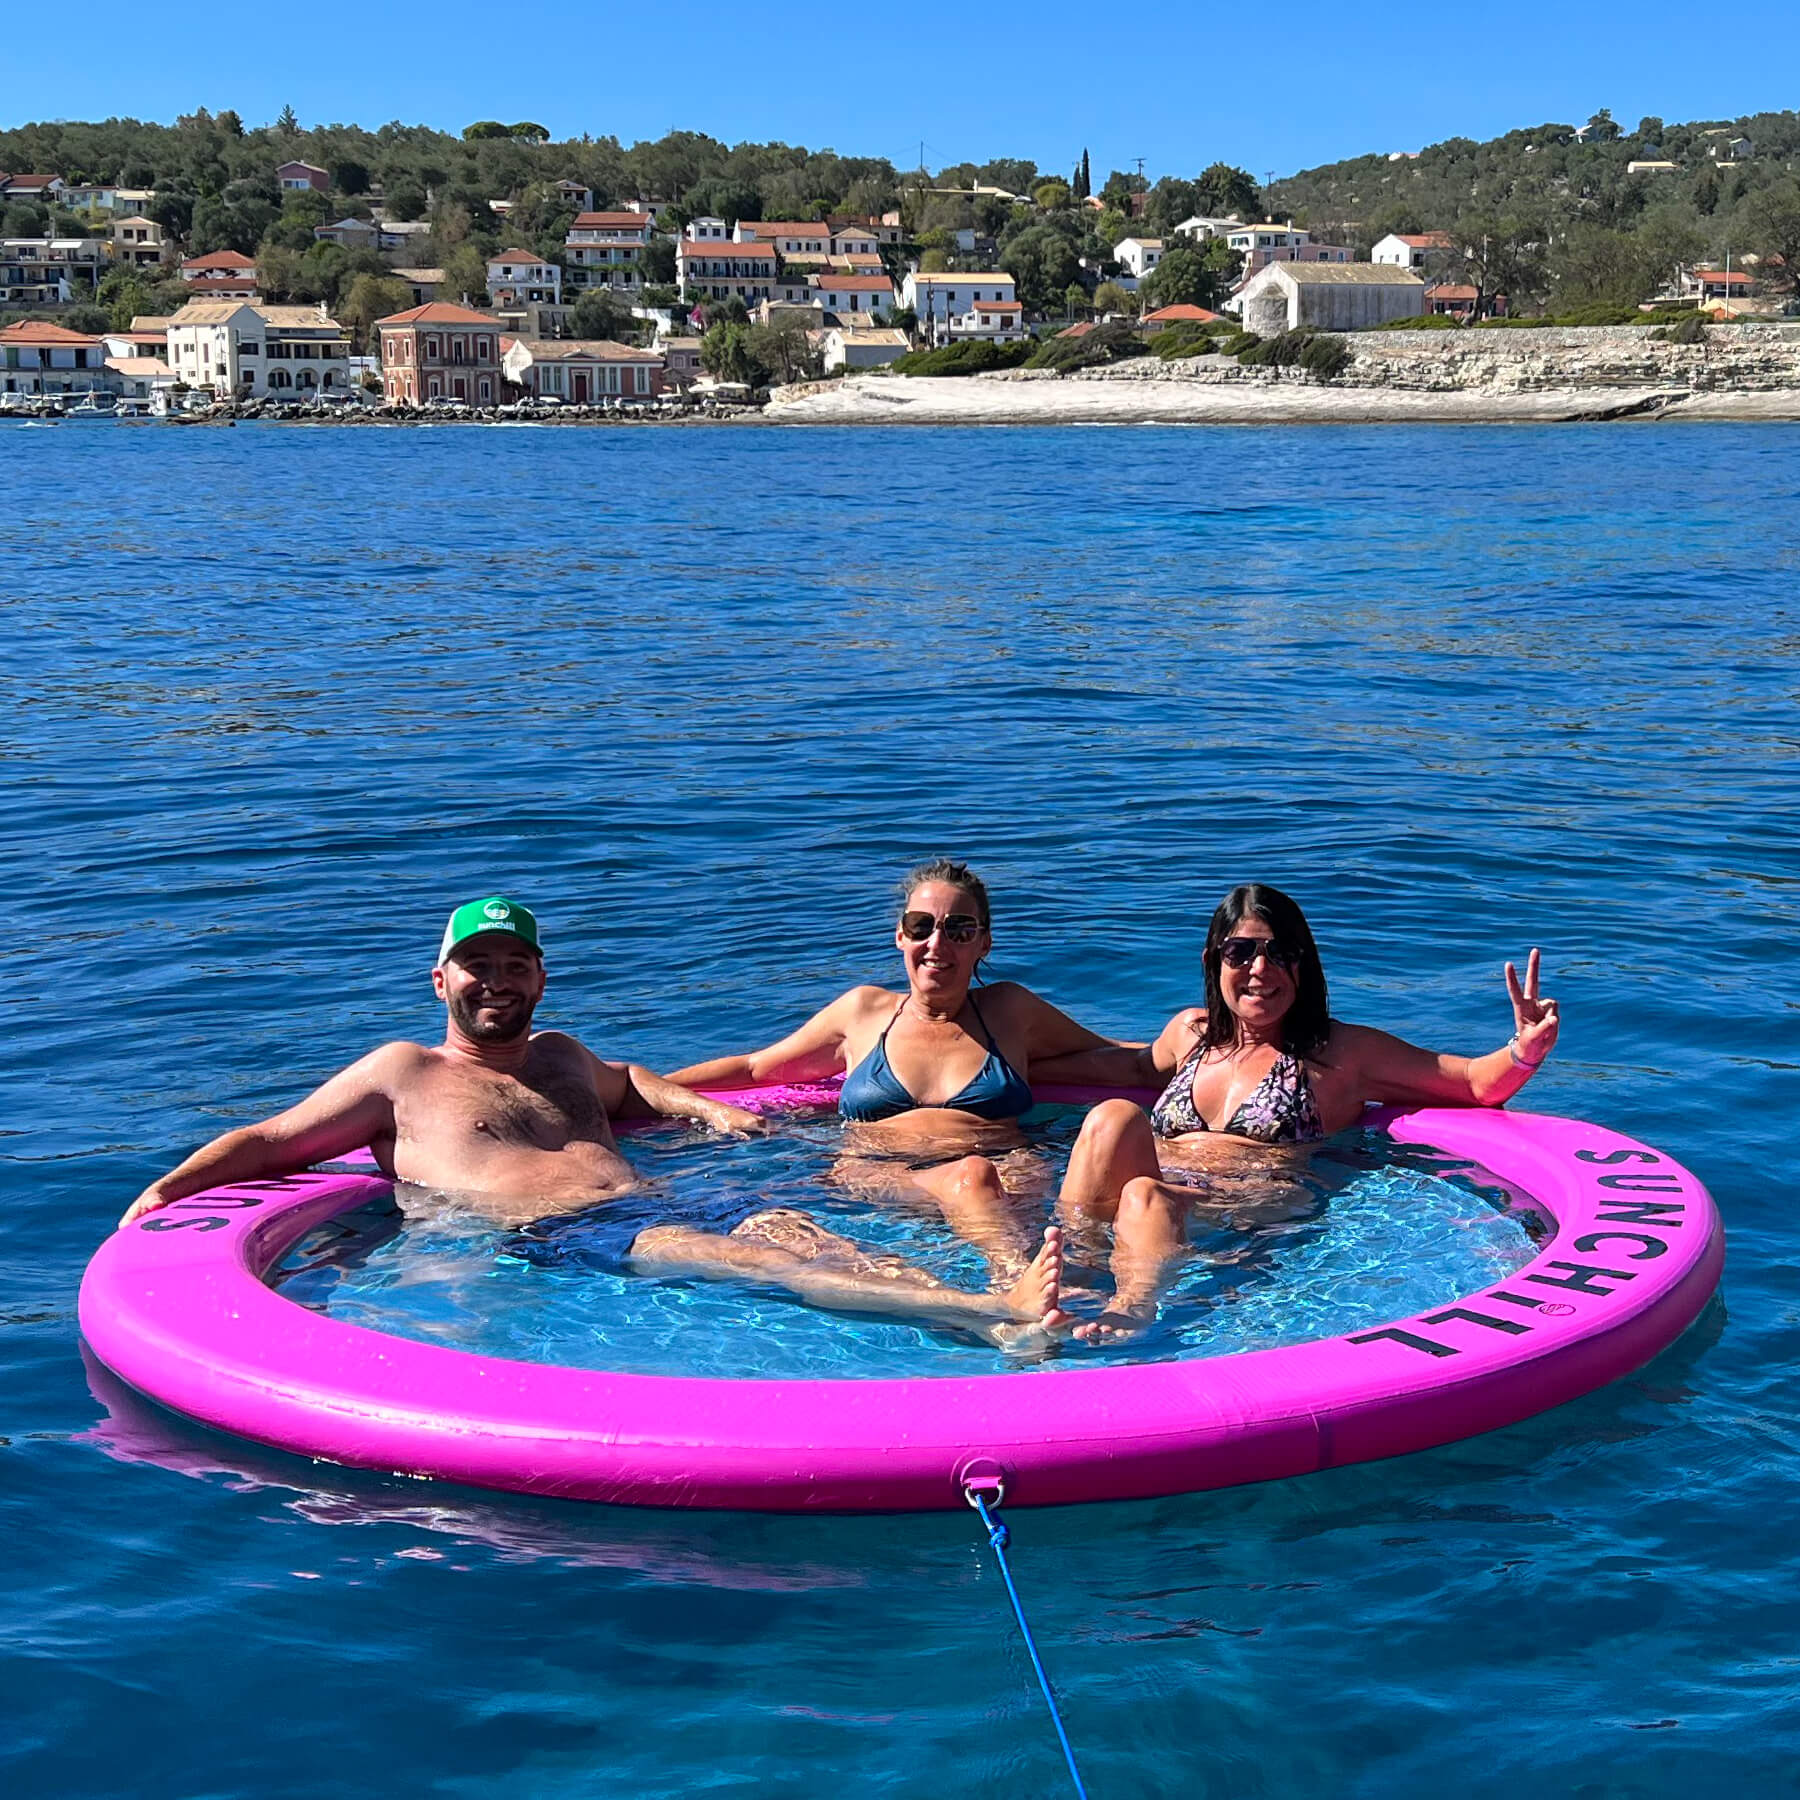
704, 1102, 769, 1137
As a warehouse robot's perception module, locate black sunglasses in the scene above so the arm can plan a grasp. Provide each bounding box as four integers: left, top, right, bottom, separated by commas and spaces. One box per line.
1216, 935, 1301, 970
900, 910, 983, 945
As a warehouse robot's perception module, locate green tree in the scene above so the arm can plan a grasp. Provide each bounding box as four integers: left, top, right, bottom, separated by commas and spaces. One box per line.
568, 287, 634, 340
331, 159, 370, 195
441, 242, 491, 306
642, 235, 677, 284
1195, 162, 1261, 219
1033, 179, 1071, 211
509, 123, 550, 144
1093, 279, 1131, 316
700, 320, 756, 383
1000, 223, 1080, 313
339, 272, 415, 348
1139, 245, 1235, 311
1740, 179, 1800, 288
746, 321, 818, 384
1584, 108, 1622, 143
1063, 281, 1090, 318
463, 121, 511, 141
276, 104, 299, 134
385, 180, 426, 222
1549, 224, 1657, 309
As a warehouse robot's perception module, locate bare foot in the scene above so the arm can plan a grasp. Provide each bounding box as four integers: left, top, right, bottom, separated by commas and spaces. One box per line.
983, 1229, 1077, 1350
1073, 1301, 1156, 1346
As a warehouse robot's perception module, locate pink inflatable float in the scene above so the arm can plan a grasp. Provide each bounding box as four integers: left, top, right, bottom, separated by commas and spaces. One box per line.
79, 1088, 1722, 1512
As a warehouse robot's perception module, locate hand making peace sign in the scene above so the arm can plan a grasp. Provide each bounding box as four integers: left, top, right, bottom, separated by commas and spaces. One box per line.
1504, 947, 1559, 1069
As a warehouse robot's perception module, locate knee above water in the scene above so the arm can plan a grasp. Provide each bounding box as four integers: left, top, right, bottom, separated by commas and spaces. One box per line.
1083, 1097, 1148, 1142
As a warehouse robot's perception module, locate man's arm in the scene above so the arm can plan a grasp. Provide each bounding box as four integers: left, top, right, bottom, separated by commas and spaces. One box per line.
583, 1049, 768, 1135
118, 1046, 407, 1228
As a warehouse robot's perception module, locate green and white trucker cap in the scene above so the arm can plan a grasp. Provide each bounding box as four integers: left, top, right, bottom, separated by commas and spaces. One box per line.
438, 896, 542, 965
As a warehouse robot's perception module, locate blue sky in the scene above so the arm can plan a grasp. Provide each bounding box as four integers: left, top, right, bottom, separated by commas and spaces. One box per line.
15, 1, 1800, 180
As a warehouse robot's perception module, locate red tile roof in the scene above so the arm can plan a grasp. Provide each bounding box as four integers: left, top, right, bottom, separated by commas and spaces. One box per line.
1425, 284, 1479, 302
741, 221, 831, 238
375, 302, 499, 327
183, 250, 257, 271
812, 274, 895, 290
1143, 303, 1221, 323
0, 320, 101, 345
1397, 232, 1453, 248
1692, 269, 1752, 285
571, 211, 651, 229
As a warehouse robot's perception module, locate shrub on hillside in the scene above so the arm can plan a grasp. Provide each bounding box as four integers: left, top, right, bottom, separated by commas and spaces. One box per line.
1220, 331, 1261, 357
1367, 312, 1462, 330
1233, 327, 1351, 382
891, 339, 1034, 376
1651, 313, 1709, 343
1024, 319, 1151, 372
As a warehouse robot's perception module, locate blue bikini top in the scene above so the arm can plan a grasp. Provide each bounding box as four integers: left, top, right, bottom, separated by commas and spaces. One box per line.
838, 991, 1034, 1123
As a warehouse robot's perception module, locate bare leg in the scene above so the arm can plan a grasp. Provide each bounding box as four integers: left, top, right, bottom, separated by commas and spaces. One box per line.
629, 1211, 1073, 1349
1073, 1177, 1191, 1344
1057, 1099, 1165, 1219
830, 1151, 1045, 1285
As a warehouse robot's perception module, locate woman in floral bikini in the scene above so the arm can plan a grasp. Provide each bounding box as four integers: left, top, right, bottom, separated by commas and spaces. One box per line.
1041, 882, 1563, 1342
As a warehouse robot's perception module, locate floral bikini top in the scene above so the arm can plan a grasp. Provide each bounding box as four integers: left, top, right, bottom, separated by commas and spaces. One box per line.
1148, 1039, 1325, 1143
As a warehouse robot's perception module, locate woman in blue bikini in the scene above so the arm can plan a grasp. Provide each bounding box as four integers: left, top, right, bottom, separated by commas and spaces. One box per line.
631, 859, 1122, 1340
1049, 881, 1562, 1341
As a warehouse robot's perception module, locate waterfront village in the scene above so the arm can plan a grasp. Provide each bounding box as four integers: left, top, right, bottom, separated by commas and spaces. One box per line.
0, 125, 1792, 420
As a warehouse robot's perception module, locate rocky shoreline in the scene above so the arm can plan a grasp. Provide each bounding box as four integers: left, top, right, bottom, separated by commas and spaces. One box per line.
767, 323, 1800, 426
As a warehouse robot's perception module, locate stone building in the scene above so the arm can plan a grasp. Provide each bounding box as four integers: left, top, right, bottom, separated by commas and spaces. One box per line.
1238, 263, 1426, 337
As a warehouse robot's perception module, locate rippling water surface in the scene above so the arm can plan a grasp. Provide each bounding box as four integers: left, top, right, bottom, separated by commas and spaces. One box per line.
7, 421, 1798, 1798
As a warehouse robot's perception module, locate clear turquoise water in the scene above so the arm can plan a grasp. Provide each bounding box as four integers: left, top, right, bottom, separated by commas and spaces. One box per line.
273, 1123, 1537, 1378
7, 419, 1796, 1797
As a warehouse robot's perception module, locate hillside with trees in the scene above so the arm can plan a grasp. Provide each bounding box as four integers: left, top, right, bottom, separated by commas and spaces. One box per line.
1271, 108, 1800, 311
0, 110, 1266, 333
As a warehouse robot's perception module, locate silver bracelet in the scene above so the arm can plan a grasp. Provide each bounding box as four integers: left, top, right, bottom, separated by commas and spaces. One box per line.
1508, 1037, 1544, 1071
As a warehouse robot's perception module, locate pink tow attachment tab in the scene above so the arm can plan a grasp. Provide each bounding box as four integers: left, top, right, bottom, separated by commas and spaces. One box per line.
956, 1454, 1009, 1508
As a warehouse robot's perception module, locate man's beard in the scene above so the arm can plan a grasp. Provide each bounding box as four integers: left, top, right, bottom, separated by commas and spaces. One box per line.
448, 987, 536, 1043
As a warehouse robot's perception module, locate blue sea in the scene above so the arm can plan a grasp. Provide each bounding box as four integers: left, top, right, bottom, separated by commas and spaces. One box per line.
7, 418, 1798, 1798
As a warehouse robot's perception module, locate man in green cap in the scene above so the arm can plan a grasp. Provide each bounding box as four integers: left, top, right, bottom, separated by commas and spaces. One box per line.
119, 895, 765, 1229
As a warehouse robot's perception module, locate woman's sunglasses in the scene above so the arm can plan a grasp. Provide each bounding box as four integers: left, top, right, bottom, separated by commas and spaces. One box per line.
1216, 936, 1301, 970
900, 911, 983, 945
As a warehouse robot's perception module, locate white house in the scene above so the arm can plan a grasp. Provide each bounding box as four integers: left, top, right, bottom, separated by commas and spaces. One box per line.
809, 272, 896, 317
1371, 232, 1453, 270
165, 300, 352, 398
821, 326, 909, 372
1224, 224, 1353, 278
502, 337, 662, 403
900, 272, 1018, 327
677, 239, 778, 304
108, 216, 166, 268
564, 211, 651, 291
63, 184, 156, 215
684, 215, 730, 241
831, 224, 880, 257
1173, 214, 1242, 241
736, 221, 833, 259
0, 320, 109, 396
1237, 263, 1425, 336
486, 250, 562, 307
1114, 237, 1166, 280
946, 298, 1026, 343
0, 238, 108, 305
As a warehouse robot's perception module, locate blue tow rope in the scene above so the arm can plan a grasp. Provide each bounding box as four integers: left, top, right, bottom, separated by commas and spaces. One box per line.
965, 1480, 1090, 1800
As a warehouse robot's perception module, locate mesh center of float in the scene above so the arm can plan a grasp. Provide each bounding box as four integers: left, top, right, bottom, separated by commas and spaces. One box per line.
273, 1115, 1539, 1381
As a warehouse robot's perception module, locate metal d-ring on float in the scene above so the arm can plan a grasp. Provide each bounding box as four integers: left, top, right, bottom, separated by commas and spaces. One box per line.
78, 1086, 1723, 1513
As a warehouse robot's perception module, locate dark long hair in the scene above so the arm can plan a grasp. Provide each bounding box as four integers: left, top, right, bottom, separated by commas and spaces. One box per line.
1200, 883, 1330, 1057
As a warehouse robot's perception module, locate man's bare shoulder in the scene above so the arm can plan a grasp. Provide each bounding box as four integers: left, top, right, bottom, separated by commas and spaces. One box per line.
354, 1040, 440, 1085
526, 1028, 602, 1062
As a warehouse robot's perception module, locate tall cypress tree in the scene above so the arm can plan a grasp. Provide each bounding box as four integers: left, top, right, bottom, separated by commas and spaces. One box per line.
1080, 148, 1091, 199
